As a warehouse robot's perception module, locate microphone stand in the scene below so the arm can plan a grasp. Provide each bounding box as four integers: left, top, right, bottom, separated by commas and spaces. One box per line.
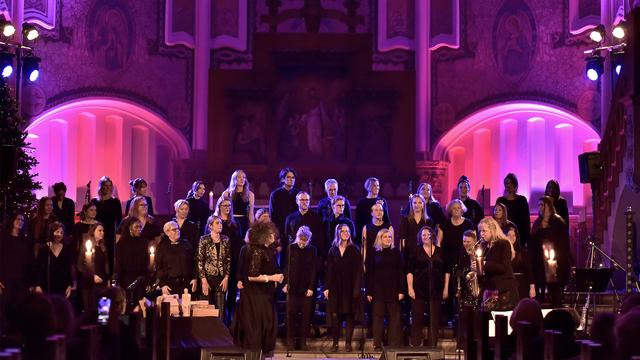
587, 239, 640, 293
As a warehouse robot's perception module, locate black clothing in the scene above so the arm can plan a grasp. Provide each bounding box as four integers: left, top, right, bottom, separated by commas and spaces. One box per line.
399, 216, 434, 258
117, 217, 161, 245
362, 221, 391, 262
269, 186, 300, 244
284, 210, 325, 266
323, 215, 355, 257
29, 216, 56, 246
552, 197, 570, 232
317, 196, 352, 221
512, 249, 534, 300
0, 233, 33, 331
407, 246, 445, 299
221, 218, 242, 318
52, 196, 75, 233
114, 235, 149, 290
72, 222, 92, 253
285, 244, 317, 297
231, 192, 251, 238
156, 239, 195, 291
530, 215, 571, 307
440, 218, 475, 273
286, 295, 313, 348
372, 300, 402, 348
35, 243, 74, 295
483, 240, 519, 310
402, 200, 446, 228
125, 195, 154, 217
366, 247, 405, 302
496, 195, 531, 248
355, 197, 390, 242
77, 243, 109, 316
186, 196, 210, 236
91, 197, 122, 272
461, 197, 484, 226
325, 244, 363, 316
172, 217, 199, 251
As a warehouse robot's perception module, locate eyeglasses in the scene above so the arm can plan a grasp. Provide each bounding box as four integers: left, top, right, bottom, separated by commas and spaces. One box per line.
220, 204, 231, 208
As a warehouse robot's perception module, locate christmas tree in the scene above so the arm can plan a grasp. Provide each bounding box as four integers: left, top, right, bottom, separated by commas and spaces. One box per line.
0, 77, 41, 221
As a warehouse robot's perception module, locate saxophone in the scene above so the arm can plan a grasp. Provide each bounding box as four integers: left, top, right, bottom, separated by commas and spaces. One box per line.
465, 241, 482, 298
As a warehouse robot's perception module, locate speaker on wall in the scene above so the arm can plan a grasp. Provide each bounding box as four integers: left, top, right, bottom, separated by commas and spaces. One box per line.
578, 151, 601, 184
380, 347, 445, 360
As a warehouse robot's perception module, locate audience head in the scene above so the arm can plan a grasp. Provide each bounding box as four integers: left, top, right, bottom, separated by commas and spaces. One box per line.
47, 294, 75, 338
248, 221, 277, 246
295, 225, 312, 248
510, 298, 543, 335
620, 293, 640, 315
543, 309, 577, 338
129, 178, 148, 196
590, 312, 617, 355
324, 178, 338, 199
374, 228, 394, 251
545, 179, 561, 199
52, 182, 67, 198
18, 293, 55, 348
279, 167, 296, 188
615, 309, 640, 359
79, 203, 97, 221
364, 177, 380, 196
174, 199, 189, 219
504, 173, 519, 194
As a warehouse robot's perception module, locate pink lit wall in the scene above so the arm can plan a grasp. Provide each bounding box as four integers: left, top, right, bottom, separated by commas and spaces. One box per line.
434, 102, 601, 209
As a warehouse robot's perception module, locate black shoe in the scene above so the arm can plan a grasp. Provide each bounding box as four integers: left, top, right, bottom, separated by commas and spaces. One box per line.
345, 343, 352, 352
331, 342, 339, 352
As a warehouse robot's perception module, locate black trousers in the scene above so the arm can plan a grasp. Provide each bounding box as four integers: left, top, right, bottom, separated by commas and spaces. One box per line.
286, 294, 313, 346
372, 300, 402, 348
410, 296, 441, 346
331, 313, 355, 344
206, 275, 227, 322
538, 281, 563, 308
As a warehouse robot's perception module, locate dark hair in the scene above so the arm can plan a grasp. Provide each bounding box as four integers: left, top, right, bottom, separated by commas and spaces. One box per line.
47, 294, 75, 338
463, 229, 477, 241
278, 167, 297, 183
457, 175, 470, 189
35, 196, 53, 220
79, 203, 97, 221
88, 222, 106, 250
47, 221, 65, 242
543, 309, 577, 337
538, 196, 557, 217
620, 293, 640, 315
129, 178, 148, 193
545, 179, 560, 199
187, 180, 205, 199
3, 211, 26, 236
417, 225, 435, 246
247, 221, 277, 246
52, 182, 67, 193
504, 173, 519, 191
17, 294, 55, 350
504, 223, 522, 251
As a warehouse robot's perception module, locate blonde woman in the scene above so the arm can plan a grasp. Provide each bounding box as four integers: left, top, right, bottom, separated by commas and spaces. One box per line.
399, 193, 433, 257
221, 170, 255, 238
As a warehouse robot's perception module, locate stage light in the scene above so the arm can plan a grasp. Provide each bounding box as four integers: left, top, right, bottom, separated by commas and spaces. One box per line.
0, 20, 15, 38
585, 53, 604, 81
612, 50, 624, 75
0, 51, 13, 78
612, 21, 626, 40
22, 23, 39, 41
589, 24, 605, 43
22, 55, 40, 82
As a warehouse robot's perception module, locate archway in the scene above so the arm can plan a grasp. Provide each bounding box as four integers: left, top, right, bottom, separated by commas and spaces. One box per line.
26, 97, 190, 213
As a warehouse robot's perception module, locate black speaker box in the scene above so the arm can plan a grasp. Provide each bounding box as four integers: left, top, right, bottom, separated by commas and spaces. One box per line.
578, 151, 601, 184
380, 346, 445, 360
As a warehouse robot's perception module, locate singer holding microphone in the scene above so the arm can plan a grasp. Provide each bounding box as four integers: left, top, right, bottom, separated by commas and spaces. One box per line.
34, 222, 74, 297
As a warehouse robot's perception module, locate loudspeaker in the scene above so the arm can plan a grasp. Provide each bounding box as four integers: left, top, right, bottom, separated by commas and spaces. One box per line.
200, 347, 260, 360
578, 151, 601, 184
380, 347, 445, 360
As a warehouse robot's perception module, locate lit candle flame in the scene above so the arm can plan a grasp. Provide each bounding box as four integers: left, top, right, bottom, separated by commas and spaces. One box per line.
549, 249, 555, 261
85, 239, 93, 253
209, 191, 213, 196
149, 246, 155, 255
475, 248, 483, 258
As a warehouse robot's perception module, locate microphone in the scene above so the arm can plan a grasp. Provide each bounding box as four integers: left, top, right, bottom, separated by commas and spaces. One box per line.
127, 276, 146, 291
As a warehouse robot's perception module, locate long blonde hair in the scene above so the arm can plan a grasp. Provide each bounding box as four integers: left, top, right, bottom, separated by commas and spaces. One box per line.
408, 193, 429, 223
478, 217, 514, 259
226, 170, 250, 202
374, 228, 395, 251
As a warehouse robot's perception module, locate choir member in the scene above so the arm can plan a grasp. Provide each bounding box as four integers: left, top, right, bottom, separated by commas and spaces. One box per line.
34, 222, 74, 297
125, 178, 154, 217
72, 203, 97, 252
456, 230, 481, 309
496, 173, 531, 249
402, 183, 446, 229
51, 182, 75, 233
269, 168, 300, 246
284, 192, 325, 264
0, 212, 32, 332
186, 180, 210, 236
399, 193, 433, 258
355, 177, 391, 243
407, 225, 444, 347
317, 178, 352, 221
77, 222, 109, 317
116, 196, 161, 246
324, 224, 363, 352
545, 179, 569, 231
232, 222, 283, 355
456, 176, 484, 226
30, 197, 56, 254
156, 221, 196, 295
366, 228, 404, 351
172, 199, 199, 251
114, 219, 148, 300
322, 195, 355, 258
91, 176, 122, 271
531, 196, 570, 308
283, 226, 317, 350
214, 196, 243, 318
221, 170, 255, 238
493, 202, 517, 235
477, 217, 519, 310
361, 203, 393, 264
504, 223, 535, 300
197, 216, 231, 320
255, 208, 271, 223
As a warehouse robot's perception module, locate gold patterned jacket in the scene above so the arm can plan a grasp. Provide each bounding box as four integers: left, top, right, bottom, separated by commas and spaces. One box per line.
197, 234, 231, 279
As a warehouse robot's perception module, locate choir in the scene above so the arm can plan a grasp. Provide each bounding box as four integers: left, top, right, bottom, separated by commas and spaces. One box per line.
0, 169, 577, 353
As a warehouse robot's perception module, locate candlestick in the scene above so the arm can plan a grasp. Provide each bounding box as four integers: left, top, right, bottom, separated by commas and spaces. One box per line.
84, 239, 93, 271
209, 191, 214, 210
149, 245, 156, 271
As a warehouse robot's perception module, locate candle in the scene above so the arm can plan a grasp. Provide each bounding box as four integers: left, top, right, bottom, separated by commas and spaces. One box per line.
149, 245, 156, 271
209, 191, 214, 210
475, 247, 483, 275
544, 246, 558, 282
84, 239, 93, 271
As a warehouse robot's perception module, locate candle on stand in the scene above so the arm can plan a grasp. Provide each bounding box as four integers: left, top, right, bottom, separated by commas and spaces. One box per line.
84, 239, 93, 270
544, 246, 558, 282
149, 245, 156, 271
475, 247, 483, 275
209, 191, 214, 210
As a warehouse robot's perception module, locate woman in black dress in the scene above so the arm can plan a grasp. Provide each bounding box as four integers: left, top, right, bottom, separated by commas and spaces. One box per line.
366, 228, 404, 351
544, 180, 569, 230
72, 203, 98, 253
492, 202, 517, 235
439, 199, 475, 301
504, 223, 535, 300
324, 224, 363, 352
456, 176, 484, 227
197, 216, 231, 321
186, 181, 210, 236
30, 196, 56, 254
117, 196, 161, 247
34, 222, 74, 297
477, 218, 518, 310
91, 176, 122, 272
355, 177, 391, 243
173, 199, 200, 251
215, 196, 243, 320
361, 203, 393, 264
402, 183, 446, 229
114, 219, 149, 301
496, 173, 531, 249
221, 170, 255, 239
407, 225, 444, 347
125, 178, 154, 217
77, 222, 109, 317
399, 194, 433, 258
232, 221, 282, 355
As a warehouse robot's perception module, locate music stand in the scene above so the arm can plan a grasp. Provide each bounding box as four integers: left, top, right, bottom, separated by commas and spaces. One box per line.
574, 268, 613, 331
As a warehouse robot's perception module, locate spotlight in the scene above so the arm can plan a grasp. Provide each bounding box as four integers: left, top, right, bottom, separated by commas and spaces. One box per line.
0, 20, 15, 38
612, 50, 624, 75
585, 53, 604, 81
589, 24, 605, 43
22, 55, 40, 82
22, 23, 39, 41
0, 50, 13, 78
612, 21, 626, 40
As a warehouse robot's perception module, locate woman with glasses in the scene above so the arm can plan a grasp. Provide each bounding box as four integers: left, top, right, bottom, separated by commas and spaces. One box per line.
214, 197, 243, 320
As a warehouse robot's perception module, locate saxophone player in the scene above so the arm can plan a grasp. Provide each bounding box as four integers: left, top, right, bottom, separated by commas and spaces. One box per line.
455, 230, 482, 309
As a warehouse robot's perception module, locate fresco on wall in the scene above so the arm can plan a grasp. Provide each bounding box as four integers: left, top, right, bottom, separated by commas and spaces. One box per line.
231, 101, 268, 163
86, 1, 134, 72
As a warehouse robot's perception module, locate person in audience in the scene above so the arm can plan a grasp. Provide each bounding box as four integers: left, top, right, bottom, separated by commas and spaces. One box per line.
72, 203, 98, 252
172, 199, 199, 251
99, 286, 139, 360
496, 173, 531, 249
91, 176, 122, 272
197, 216, 231, 321
505, 298, 543, 359
477, 217, 518, 310
323, 195, 355, 258
283, 226, 317, 351
34, 222, 74, 298
156, 221, 196, 296
77, 222, 109, 318
284, 192, 325, 264
125, 178, 154, 217
30, 196, 56, 254
361, 203, 393, 264
51, 182, 75, 233
269, 167, 300, 248
317, 178, 352, 221
214, 196, 243, 319
615, 309, 640, 359
355, 177, 391, 243
399, 193, 433, 258
504, 223, 535, 300
186, 180, 210, 236
590, 312, 617, 357
366, 228, 404, 351
535, 309, 580, 359
324, 224, 363, 352
456, 176, 484, 227
232, 221, 282, 356
544, 179, 569, 230
221, 170, 255, 238
407, 225, 444, 347
116, 196, 161, 246
530, 196, 570, 307
16, 293, 56, 360
619, 293, 640, 315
